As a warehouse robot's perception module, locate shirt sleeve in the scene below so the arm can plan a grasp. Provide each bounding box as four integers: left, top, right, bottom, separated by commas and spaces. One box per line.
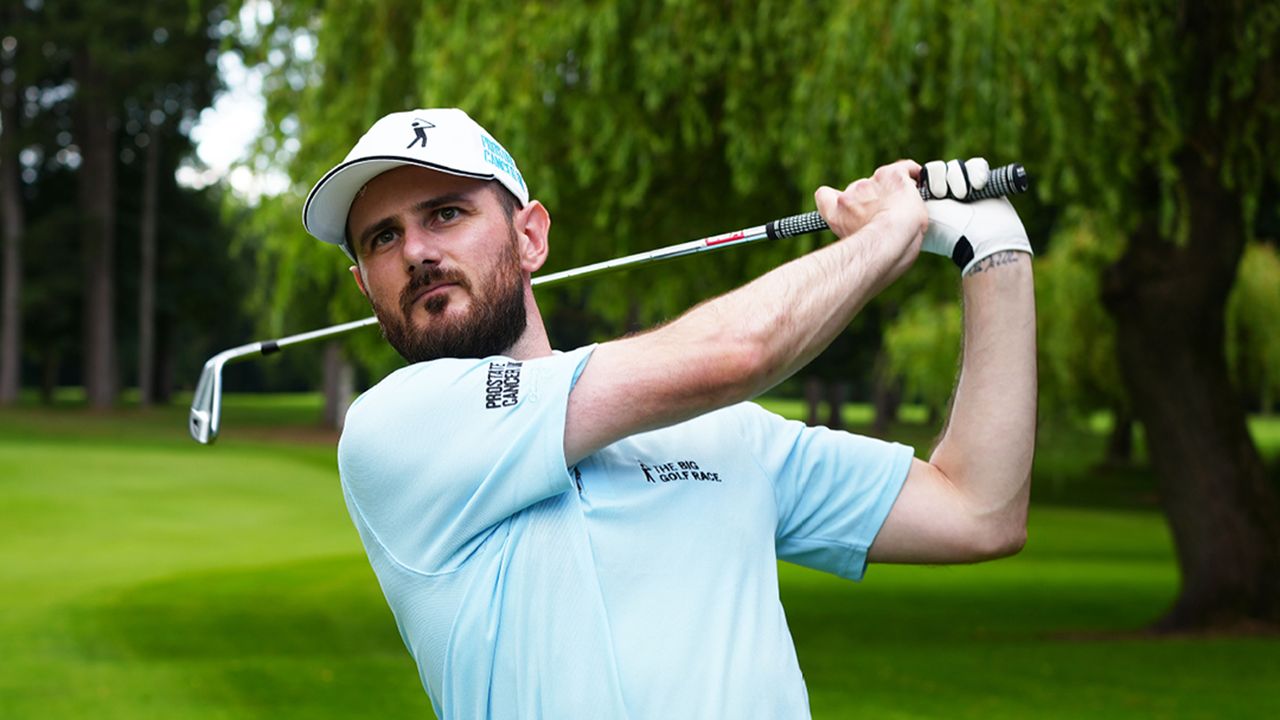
733, 402, 915, 581
337, 346, 596, 573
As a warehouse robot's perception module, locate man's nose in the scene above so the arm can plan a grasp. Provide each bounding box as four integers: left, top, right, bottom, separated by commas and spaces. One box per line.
401, 225, 443, 273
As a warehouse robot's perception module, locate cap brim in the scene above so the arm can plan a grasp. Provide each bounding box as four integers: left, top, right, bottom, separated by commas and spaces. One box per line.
303, 156, 497, 248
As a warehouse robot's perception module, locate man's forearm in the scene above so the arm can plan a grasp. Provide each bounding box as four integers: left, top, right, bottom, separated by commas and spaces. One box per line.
928, 251, 1037, 539
669, 213, 913, 396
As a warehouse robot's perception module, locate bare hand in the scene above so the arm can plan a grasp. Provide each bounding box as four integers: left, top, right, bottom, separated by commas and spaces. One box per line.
814, 160, 929, 280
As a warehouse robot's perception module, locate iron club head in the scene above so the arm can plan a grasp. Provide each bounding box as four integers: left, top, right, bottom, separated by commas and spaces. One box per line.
189, 342, 270, 444
189, 354, 225, 444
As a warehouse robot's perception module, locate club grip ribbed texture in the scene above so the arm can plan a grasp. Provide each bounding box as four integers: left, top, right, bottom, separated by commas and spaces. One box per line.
766, 211, 830, 239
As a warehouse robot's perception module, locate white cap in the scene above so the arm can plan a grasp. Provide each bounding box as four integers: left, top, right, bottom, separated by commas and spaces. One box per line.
303, 108, 529, 256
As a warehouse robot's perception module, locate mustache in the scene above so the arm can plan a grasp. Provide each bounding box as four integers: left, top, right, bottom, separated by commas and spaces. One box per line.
400, 265, 469, 315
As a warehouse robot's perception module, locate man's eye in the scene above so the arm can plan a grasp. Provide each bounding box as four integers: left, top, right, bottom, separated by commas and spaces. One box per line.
373, 229, 397, 246
437, 207, 460, 222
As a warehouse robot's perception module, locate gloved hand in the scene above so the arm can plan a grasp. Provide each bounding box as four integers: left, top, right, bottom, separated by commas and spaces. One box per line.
920, 158, 1033, 274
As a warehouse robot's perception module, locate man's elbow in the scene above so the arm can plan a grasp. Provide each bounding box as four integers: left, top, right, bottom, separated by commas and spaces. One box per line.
983, 523, 1027, 560
963, 469, 1032, 561
969, 515, 1027, 561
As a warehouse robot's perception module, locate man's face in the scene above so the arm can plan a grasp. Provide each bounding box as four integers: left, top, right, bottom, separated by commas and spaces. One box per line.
346, 166, 528, 362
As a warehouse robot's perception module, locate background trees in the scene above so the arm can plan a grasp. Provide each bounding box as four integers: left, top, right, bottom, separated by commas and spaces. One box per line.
0, 0, 233, 407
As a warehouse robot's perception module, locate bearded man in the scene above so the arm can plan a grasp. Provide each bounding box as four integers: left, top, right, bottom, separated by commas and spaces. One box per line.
303, 108, 1037, 719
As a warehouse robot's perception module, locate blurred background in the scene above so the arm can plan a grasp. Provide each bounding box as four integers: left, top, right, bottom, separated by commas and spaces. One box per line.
1, 1, 1278, 718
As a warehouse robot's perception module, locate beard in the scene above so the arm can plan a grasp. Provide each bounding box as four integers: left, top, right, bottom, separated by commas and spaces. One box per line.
372, 230, 528, 363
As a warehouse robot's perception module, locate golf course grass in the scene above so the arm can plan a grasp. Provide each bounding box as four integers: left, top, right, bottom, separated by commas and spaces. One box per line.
2, 395, 1277, 719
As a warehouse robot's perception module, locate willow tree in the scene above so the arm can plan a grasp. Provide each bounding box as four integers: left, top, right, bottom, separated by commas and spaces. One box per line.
1026, 0, 1280, 630
244, 0, 1279, 629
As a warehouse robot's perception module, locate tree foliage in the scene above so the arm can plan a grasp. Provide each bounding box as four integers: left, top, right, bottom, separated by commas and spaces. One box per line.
882, 295, 960, 417
0, 0, 232, 400
1227, 242, 1280, 412
1034, 213, 1125, 421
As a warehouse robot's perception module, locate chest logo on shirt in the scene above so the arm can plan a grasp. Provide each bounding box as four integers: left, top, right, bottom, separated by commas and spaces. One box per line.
484, 360, 523, 409
637, 458, 722, 484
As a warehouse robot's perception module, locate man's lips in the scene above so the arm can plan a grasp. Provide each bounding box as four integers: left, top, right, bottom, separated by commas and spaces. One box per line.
413, 282, 458, 304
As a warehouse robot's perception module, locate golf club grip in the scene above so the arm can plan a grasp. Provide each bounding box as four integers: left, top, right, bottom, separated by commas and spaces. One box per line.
766, 162, 1029, 240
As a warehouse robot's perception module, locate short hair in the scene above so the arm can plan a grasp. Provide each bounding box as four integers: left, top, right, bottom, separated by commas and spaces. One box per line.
343, 180, 521, 264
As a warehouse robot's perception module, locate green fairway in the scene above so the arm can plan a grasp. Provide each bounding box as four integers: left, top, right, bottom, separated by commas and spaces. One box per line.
2, 397, 1277, 719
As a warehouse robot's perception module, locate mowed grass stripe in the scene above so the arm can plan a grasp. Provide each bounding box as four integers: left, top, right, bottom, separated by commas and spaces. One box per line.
1, 409, 430, 719
1, 439, 351, 605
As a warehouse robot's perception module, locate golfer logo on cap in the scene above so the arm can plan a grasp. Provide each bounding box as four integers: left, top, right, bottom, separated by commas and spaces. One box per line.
407, 119, 434, 149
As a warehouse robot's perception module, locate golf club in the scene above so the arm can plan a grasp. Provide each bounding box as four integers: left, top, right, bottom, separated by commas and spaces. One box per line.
189, 162, 1029, 444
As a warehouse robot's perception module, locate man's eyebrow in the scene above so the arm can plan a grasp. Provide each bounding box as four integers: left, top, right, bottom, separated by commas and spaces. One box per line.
355, 191, 474, 249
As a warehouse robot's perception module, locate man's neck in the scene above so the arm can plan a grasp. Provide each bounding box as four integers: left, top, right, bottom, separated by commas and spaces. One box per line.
503, 298, 554, 360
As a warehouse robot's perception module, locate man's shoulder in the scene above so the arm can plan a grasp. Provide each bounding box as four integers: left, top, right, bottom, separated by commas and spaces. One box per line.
340, 348, 595, 461
339, 359, 481, 451
350, 357, 487, 411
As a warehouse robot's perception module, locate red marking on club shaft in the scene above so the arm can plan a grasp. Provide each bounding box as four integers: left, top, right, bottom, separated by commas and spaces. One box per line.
705, 230, 746, 247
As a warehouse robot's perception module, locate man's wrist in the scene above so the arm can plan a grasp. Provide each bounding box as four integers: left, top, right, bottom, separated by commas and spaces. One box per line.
863, 208, 925, 245
962, 250, 1032, 278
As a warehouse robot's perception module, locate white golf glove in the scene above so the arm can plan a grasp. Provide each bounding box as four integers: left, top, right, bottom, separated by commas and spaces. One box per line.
920, 158, 1032, 273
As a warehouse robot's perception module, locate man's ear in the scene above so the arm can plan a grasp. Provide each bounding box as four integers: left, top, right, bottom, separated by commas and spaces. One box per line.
350, 264, 369, 299
514, 200, 551, 273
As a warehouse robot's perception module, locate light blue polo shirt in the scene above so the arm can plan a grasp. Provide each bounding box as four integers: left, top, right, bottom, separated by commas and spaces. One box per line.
337, 345, 913, 719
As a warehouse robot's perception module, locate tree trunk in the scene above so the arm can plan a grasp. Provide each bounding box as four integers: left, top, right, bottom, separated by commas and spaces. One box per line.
1099, 0, 1280, 632
803, 376, 822, 427
1103, 152, 1280, 631
137, 126, 159, 406
39, 351, 57, 404
0, 43, 22, 405
154, 313, 172, 405
824, 381, 847, 431
871, 348, 901, 436
73, 51, 118, 409
1104, 407, 1134, 466
321, 341, 354, 430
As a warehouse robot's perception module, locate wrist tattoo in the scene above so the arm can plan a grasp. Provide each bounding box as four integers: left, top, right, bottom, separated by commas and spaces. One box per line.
964, 251, 1024, 277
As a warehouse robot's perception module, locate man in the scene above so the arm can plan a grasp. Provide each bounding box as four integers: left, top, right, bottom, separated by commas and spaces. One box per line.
303, 108, 1036, 719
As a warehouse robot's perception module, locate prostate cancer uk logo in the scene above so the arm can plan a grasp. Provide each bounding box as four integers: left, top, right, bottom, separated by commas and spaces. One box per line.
484, 361, 523, 409
480, 135, 527, 192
